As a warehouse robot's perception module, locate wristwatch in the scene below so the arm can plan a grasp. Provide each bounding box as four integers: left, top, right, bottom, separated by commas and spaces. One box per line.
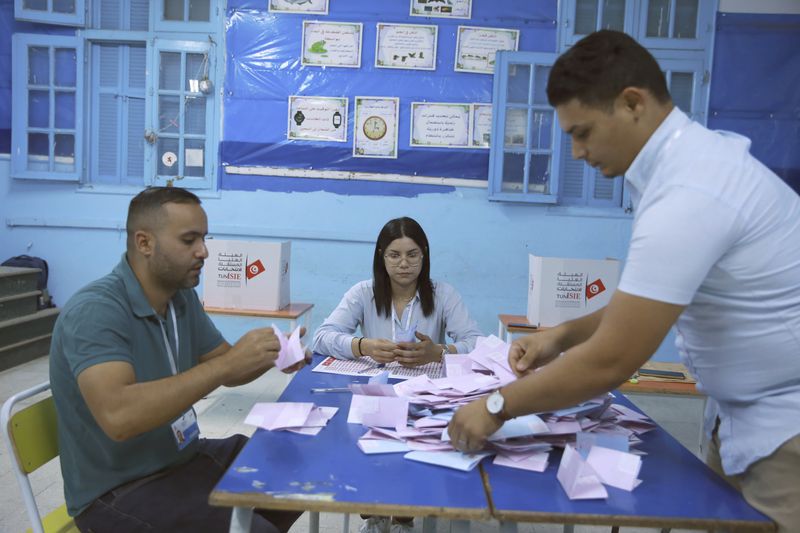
486, 389, 510, 422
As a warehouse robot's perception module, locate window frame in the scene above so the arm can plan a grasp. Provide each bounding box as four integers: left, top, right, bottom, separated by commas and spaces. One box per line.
149, 37, 217, 190
488, 50, 562, 204
14, 0, 86, 27
11, 33, 84, 181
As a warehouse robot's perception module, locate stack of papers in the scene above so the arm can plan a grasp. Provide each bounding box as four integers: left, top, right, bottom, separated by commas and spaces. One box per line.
244, 402, 338, 436
340, 336, 657, 485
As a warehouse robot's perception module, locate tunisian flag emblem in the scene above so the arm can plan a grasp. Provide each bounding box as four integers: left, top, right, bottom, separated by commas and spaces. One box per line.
585, 278, 606, 300
246, 259, 266, 280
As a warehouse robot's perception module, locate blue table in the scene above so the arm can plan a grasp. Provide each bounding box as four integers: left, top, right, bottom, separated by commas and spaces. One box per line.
209, 357, 490, 532
210, 356, 774, 532
484, 393, 774, 532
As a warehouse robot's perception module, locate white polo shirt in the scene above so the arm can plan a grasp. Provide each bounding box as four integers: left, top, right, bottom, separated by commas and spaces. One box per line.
619, 108, 800, 475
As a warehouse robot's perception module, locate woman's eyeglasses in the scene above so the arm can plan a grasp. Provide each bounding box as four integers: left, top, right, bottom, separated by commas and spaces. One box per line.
383, 250, 423, 266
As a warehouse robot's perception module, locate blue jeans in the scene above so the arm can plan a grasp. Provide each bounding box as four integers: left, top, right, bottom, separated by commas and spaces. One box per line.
75, 434, 300, 533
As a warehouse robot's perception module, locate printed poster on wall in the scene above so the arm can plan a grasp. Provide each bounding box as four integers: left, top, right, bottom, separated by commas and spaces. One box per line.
301, 21, 363, 68
410, 102, 470, 148
410, 0, 472, 19
375, 23, 437, 71
287, 96, 348, 142
269, 0, 328, 14
471, 104, 492, 148
353, 97, 400, 159
455, 26, 519, 74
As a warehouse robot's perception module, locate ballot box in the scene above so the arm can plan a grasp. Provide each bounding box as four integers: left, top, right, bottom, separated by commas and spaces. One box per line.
203, 239, 290, 311
527, 255, 620, 327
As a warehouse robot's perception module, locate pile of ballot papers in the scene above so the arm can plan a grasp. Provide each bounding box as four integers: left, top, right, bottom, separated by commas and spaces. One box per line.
345, 335, 657, 500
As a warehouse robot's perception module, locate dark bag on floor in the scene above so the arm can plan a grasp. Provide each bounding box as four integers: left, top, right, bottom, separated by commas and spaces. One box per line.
1, 255, 55, 309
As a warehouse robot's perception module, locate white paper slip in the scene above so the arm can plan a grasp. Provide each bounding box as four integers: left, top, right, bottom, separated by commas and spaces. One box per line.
404, 450, 494, 472
556, 445, 608, 500
357, 439, 411, 454
494, 451, 549, 472
585, 445, 642, 491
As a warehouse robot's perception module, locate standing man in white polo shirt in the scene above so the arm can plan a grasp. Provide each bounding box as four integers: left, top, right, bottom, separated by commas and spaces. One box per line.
448, 30, 800, 531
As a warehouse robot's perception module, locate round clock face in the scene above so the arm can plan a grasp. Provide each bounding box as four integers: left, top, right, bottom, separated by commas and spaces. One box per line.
363, 115, 388, 141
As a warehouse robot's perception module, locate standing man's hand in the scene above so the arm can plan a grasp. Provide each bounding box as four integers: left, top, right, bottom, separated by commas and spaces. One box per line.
394, 332, 442, 367
508, 331, 563, 377
448, 398, 503, 453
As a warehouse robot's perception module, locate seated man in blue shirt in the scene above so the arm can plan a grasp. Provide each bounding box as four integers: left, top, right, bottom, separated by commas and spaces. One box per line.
449, 30, 800, 532
50, 187, 303, 533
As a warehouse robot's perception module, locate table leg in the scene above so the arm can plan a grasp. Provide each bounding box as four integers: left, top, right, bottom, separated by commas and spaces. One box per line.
341, 513, 350, 532
499, 521, 518, 532
229, 507, 253, 533
309, 511, 320, 533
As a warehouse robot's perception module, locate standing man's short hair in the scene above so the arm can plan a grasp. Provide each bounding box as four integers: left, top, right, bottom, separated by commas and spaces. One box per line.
546, 30, 671, 110
126, 187, 202, 248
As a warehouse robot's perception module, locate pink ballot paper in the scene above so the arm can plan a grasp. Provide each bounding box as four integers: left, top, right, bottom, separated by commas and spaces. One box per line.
557, 444, 608, 500
273, 324, 305, 371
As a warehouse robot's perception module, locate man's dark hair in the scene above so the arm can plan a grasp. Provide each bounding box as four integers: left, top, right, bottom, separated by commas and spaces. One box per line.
372, 217, 434, 318
126, 187, 201, 243
547, 30, 671, 110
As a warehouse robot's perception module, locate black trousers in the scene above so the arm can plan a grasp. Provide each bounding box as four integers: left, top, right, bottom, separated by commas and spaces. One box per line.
75, 434, 301, 533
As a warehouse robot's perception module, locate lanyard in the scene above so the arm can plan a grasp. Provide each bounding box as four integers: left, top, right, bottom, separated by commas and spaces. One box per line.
391, 297, 416, 342
157, 301, 180, 375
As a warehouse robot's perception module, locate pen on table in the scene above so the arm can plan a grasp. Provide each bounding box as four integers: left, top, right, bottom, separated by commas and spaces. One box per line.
310, 387, 351, 393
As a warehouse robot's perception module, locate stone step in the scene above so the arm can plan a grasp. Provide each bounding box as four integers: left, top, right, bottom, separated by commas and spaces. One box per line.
0, 290, 41, 321
0, 266, 41, 298
0, 307, 60, 350
0, 333, 51, 372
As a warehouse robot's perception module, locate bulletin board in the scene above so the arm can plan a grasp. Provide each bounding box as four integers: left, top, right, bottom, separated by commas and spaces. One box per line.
708, 12, 800, 194
221, 0, 558, 195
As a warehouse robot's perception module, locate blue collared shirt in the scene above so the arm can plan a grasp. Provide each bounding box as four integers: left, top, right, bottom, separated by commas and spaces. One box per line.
312, 279, 483, 358
620, 108, 800, 475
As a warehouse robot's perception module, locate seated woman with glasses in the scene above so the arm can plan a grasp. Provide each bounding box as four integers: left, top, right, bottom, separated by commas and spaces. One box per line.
313, 216, 482, 368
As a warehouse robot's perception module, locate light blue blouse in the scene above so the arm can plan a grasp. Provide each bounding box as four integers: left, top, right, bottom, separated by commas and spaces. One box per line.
312, 279, 482, 359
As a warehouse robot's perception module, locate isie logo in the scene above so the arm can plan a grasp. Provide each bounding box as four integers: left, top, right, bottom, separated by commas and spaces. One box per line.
585, 279, 606, 300
246, 259, 266, 280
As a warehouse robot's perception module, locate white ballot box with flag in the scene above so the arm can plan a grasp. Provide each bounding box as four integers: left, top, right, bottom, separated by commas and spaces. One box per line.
203, 239, 290, 311
527, 255, 620, 328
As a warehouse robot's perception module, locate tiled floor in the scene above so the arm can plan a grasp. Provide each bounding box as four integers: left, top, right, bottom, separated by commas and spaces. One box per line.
1, 356, 706, 533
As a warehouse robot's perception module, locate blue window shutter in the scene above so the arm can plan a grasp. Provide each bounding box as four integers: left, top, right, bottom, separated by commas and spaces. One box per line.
11, 34, 83, 181
559, 133, 587, 204
90, 43, 148, 186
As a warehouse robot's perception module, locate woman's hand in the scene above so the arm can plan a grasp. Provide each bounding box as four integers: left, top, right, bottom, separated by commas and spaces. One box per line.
394, 332, 443, 367
362, 338, 399, 363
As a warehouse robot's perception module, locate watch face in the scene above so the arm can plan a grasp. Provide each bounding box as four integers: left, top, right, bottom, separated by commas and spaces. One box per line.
363, 115, 388, 141
487, 391, 504, 415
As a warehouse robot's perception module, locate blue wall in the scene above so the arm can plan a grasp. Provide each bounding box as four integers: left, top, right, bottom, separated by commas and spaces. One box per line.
3, 4, 799, 362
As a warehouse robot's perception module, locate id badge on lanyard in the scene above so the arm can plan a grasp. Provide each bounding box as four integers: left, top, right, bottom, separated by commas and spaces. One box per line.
392, 299, 417, 343
158, 302, 199, 450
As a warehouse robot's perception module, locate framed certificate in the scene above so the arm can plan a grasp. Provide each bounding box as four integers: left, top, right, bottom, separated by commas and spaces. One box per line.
268, 0, 328, 15
455, 26, 519, 74
410, 102, 470, 148
375, 23, 437, 71
353, 97, 400, 159
301, 21, 363, 68
287, 96, 348, 142
410, 0, 472, 19
470, 103, 492, 148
